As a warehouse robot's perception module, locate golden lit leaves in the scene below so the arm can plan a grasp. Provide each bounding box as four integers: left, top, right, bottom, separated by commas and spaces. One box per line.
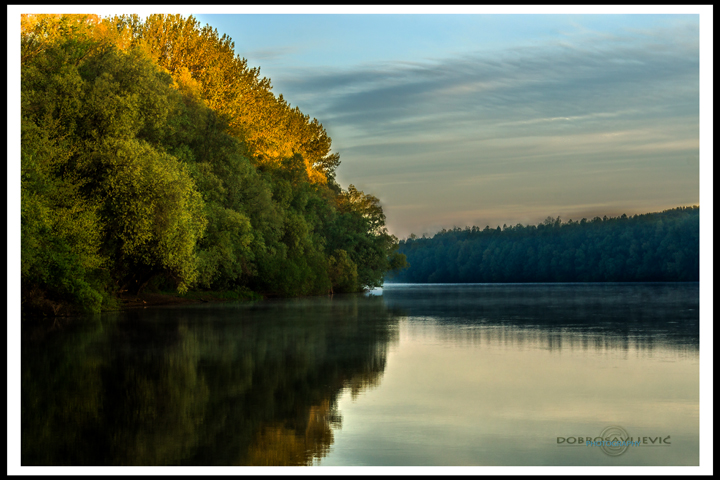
172, 66, 203, 101
107, 14, 338, 183
21, 14, 112, 63
23, 13, 341, 184
20, 13, 401, 301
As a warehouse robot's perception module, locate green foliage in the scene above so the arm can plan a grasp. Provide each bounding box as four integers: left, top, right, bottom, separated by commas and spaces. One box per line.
329, 185, 407, 290
22, 35, 209, 300
20, 14, 405, 314
21, 119, 107, 314
106, 13, 340, 181
394, 207, 700, 283
328, 250, 358, 294
195, 203, 254, 289
94, 138, 207, 293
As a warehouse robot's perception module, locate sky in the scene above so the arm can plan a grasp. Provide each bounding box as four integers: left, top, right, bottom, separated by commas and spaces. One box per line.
187, 11, 702, 238
9, 7, 707, 239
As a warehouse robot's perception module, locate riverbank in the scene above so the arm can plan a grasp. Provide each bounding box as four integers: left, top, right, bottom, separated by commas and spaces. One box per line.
118, 292, 205, 309
119, 288, 264, 310
22, 286, 362, 321
21, 288, 263, 321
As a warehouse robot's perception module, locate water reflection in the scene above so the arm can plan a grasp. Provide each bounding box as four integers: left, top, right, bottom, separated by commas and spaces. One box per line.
22, 295, 398, 466
21, 283, 699, 466
381, 283, 699, 352
322, 283, 699, 466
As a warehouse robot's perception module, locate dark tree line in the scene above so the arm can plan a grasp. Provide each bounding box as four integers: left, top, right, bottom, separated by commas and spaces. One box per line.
393, 206, 699, 283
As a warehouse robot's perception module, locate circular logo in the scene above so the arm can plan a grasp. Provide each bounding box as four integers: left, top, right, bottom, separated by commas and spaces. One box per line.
599, 425, 630, 456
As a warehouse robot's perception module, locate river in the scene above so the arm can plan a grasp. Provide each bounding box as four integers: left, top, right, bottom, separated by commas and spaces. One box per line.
21, 283, 699, 466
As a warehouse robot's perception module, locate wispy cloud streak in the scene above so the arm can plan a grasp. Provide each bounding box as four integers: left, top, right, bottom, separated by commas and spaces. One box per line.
271, 18, 699, 237
281, 21, 697, 139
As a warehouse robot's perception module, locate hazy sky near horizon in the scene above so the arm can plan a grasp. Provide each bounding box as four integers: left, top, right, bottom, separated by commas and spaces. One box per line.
193, 13, 700, 238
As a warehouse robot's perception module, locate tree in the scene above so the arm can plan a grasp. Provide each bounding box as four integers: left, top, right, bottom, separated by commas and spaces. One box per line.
20, 13, 407, 312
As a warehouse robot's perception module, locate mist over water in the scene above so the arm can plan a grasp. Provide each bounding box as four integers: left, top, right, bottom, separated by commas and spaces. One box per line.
380, 283, 699, 352
22, 283, 698, 466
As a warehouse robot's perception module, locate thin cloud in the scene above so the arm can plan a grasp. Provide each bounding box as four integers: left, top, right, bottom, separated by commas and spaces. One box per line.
280, 24, 697, 140
272, 18, 698, 237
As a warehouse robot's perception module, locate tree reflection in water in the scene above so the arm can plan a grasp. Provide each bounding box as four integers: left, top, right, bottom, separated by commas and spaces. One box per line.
22, 294, 399, 466
22, 283, 698, 466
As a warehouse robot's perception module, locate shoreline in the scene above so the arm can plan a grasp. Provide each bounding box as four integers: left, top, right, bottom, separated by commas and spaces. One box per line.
117, 291, 233, 310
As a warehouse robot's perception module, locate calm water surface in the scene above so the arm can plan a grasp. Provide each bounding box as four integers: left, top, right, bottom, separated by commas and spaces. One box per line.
21, 283, 699, 466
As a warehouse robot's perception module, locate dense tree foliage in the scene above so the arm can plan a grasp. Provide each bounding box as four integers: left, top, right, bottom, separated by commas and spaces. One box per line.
393, 207, 699, 283
20, 14, 406, 315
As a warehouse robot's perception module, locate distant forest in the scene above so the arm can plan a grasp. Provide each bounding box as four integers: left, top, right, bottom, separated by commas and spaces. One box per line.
392, 206, 699, 283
